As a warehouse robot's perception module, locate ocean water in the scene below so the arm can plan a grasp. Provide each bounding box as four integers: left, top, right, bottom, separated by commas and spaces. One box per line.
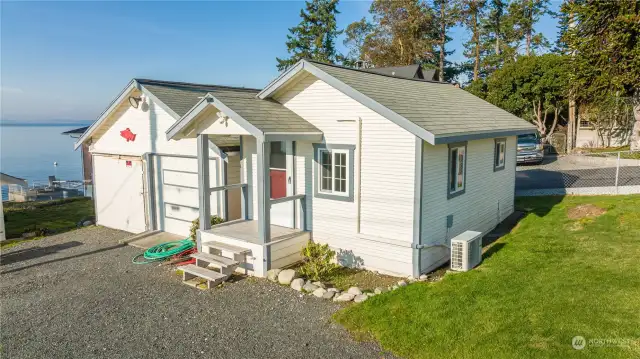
1, 125, 84, 200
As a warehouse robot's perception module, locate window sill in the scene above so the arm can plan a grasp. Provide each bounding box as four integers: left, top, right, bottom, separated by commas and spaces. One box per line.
315, 192, 353, 202
494, 165, 506, 172
447, 189, 466, 199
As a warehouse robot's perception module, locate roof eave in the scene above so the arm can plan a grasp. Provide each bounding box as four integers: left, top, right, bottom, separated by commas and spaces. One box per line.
432, 127, 537, 145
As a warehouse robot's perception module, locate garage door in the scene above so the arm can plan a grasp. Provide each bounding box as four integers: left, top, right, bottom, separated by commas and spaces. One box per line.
152, 155, 222, 237
93, 155, 146, 233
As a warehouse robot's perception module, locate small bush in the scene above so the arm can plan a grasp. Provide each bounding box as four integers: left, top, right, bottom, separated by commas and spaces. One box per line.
298, 240, 338, 281
189, 215, 224, 239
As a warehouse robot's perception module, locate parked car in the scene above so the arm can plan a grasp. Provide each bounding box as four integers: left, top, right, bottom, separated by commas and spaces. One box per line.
517, 133, 544, 164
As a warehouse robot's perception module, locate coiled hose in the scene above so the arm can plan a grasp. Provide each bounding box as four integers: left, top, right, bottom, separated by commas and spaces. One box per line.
132, 239, 195, 264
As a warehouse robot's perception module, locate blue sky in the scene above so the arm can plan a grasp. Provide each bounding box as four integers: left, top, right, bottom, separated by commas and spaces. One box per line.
1, 1, 561, 123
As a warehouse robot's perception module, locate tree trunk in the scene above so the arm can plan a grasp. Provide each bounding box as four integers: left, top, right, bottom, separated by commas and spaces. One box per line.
473, 10, 480, 81
631, 97, 640, 151
439, 4, 445, 82
525, 0, 532, 56
567, 97, 576, 152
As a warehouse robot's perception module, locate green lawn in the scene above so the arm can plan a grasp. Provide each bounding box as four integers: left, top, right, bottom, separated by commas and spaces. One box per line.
334, 195, 640, 359
580, 145, 640, 160
2, 197, 94, 247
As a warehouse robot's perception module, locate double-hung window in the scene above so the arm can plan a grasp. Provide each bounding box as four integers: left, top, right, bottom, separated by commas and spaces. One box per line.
313, 144, 355, 202
448, 143, 467, 198
319, 148, 348, 195
494, 138, 506, 171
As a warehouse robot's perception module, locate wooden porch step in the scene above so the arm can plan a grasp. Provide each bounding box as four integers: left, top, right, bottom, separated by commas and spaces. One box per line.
179, 264, 228, 289
202, 241, 250, 255
191, 252, 238, 268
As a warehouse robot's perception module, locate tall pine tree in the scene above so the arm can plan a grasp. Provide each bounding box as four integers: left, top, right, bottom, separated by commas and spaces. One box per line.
432, 0, 461, 81
460, 0, 487, 81
276, 0, 342, 71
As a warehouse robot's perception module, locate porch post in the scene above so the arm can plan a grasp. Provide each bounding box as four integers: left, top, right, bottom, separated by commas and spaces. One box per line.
256, 138, 271, 272
197, 134, 211, 252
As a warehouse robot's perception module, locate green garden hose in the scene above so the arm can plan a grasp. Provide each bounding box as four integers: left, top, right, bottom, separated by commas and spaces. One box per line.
132, 239, 195, 264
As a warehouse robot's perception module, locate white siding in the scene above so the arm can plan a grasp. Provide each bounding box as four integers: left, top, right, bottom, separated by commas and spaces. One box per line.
278, 74, 416, 276
419, 137, 516, 273
91, 98, 217, 157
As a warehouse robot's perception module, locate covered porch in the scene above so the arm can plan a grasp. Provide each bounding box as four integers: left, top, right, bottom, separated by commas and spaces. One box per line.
166, 91, 322, 277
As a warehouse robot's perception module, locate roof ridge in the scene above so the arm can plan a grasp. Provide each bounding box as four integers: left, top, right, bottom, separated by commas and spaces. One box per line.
305, 59, 449, 85
135, 78, 261, 92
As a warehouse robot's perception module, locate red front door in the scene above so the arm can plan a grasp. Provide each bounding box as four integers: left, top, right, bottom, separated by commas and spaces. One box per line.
270, 169, 287, 199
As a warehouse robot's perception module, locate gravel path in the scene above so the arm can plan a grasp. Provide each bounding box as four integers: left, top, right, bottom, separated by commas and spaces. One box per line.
1, 227, 393, 359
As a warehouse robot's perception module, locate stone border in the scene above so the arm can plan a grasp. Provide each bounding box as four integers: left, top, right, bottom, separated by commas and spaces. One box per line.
267, 269, 437, 303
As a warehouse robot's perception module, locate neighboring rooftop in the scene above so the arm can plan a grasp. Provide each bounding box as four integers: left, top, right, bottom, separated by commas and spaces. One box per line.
307, 60, 534, 140
61, 126, 89, 135
365, 64, 439, 81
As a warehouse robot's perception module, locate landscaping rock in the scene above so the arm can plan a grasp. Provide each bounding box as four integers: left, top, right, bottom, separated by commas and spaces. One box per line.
278, 269, 296, 285
327, 288, 339, 292
312, 288, 327, 298
391, 285, 399, 290
266, 269, 281, 282
374, 287, 387, 295
82, 220, 93, 227
303, 282, 319, 293
419, 274, 428, 281
322, 291, 335, 300
290, 278, 305, 291
347, 287, 362, 295
407, 275, 415, 282
397, 280, 407, 287
312, 281, 326, 289
366, 292, 375, 297
353, 294, 368, 303
333, 293, 355, 302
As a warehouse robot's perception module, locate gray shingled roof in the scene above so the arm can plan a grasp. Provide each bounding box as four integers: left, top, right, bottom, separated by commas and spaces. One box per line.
138, 79, 318, 134
136, 79, 261, 117
210, 90, 320, 134
366, 64, 422, 79
309, 61, 535, 138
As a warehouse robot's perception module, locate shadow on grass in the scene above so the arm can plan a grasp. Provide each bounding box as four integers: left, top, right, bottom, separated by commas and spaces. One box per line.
1, 243, 125, 275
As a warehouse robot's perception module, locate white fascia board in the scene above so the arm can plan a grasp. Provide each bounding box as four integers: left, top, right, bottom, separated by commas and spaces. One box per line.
74, 80, 137, 150
258, 59, 436, 144
257, 61, 305, 99
165, 95, 212, 140
165, 93, 264, 141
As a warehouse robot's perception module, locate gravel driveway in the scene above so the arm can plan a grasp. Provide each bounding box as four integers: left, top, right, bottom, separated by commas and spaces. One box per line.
1, 227, 393, 359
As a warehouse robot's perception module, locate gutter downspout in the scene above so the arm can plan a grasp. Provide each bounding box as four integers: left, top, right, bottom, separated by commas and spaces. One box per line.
357, 117, 362, 233
412, 137, 424, 278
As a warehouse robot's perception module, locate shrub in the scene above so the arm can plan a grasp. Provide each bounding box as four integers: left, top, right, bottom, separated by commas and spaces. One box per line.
189, 215, 224, 240
298, 240, 338, 281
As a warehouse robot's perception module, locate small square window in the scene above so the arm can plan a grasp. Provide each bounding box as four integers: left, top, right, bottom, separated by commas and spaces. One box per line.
313, 144, 355, 202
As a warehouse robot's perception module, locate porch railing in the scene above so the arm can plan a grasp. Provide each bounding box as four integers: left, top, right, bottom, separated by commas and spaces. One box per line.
209, 183, 249, 220
270, 194, 306, 231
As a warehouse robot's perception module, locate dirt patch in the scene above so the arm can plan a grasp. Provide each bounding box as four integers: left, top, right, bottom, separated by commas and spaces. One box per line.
567, 204, 607, 220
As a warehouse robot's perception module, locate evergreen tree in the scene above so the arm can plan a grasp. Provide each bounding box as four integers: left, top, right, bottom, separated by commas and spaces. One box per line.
559, 0, 640, 150
508, 0, 552, 56
460, 0, 487, 81
276, 0, 343, 71
432, 0, 461, 81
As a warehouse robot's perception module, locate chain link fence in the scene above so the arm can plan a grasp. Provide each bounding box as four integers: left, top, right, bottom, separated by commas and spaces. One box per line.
515, 150, 640, 196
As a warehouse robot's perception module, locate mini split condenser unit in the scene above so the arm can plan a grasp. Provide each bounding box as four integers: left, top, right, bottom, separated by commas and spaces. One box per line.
450, 230, 483, 272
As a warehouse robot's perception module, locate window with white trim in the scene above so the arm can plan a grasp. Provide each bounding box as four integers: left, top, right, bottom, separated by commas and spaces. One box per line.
494, 138, 506, 171
449, 144, 466, 196
318, 148, 349, 196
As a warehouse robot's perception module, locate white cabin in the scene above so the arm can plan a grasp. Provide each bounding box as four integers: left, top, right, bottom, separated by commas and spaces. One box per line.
76, 60, 535, 278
